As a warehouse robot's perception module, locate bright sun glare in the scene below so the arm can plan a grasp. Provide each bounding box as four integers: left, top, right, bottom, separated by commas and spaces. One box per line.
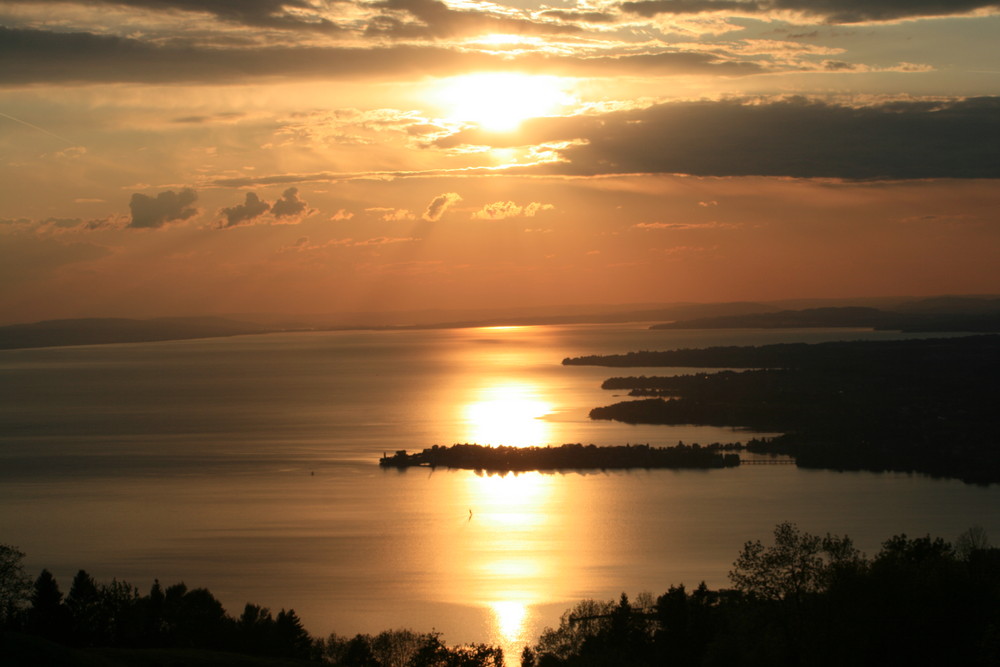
437, 73, 574, 132
464, 383, 553, 446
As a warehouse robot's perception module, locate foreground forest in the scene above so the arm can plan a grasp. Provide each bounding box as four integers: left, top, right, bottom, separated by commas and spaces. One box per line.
564, 335, 1000, 484
2, 523, 998, 666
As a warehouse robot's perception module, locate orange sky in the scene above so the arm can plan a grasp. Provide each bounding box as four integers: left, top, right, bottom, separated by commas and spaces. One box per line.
1, 1, 999, 323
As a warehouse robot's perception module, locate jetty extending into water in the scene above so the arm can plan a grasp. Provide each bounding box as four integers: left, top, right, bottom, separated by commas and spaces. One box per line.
379, 442, 744, 473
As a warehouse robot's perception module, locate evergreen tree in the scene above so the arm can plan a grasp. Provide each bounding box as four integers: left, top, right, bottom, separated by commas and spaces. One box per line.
237, 602, 274, 654
65, 569, 102, 645
141, 579, 166, 646
100, 578, 142, 646
28, 569, 69, 641
273, 608, 313, 659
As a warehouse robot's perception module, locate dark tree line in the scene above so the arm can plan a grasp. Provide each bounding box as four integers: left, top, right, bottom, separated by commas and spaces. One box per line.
2, 563, 315, 660
320, 630, 503, 667
0, 546, 506, 666
4, 522, 997, 667
522, 523, 1000, 667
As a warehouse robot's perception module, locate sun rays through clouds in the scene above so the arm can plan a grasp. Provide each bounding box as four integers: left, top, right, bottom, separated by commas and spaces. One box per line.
1, 0, 999, 321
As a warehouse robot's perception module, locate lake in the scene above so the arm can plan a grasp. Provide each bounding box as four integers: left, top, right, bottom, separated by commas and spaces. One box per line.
2, 323, 998, 661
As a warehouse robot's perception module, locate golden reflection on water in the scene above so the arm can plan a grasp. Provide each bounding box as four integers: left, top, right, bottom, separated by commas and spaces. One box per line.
452, 472, 565, 663
437, 338, 576, 661
462, 382, 553, 447
491, 600, 528, 644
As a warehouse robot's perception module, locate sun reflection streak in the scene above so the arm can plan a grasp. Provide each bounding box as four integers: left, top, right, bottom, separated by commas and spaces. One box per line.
491, 600, 529, 646
458, 472, 562, 662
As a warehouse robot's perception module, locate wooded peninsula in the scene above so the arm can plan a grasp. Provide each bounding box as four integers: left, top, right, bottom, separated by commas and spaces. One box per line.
564, 335, 1000, 485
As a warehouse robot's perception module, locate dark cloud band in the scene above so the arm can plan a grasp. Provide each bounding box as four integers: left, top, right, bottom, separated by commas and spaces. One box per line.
621, 0, 1000, 23
439, 97, 1000, 180
0, 27, 763, 85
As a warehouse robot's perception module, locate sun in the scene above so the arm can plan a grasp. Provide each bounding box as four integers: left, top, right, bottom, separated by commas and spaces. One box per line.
436, 72, 574, 132
463, 383, 553, 446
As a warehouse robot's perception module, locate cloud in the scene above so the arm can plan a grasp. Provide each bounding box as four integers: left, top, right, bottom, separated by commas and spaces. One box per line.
216, 188, 313, 228
1, 216, 123, 235
330, 209, 354, 221
128, 188, 198, 228
23, 0, 349, 33
366, 207, 416, 221
282, 236, 313, 252
633, 221, 740, 230
0, 26, 764, 86
353, 236, 418, 246
422, 192, 462, 221
471, 201, 554, 220
207, 96, 1000, 184
471, 201, 523, 220
17, 0, 587, 41
365, 0, 582, 39
524, 202, 555, 217
219, 192, 270, 228
539, 9, 619, 23
620, 0, 1000, 24
512, 96, 1000, 180
173, 112, 246, 125
271, 187, 312, 221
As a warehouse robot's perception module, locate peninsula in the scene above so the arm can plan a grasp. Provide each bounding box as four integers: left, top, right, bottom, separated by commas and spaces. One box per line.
565, 335, 1000, 484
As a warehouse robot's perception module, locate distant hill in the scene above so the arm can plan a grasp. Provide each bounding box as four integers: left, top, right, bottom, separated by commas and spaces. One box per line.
0, 317, 275, 350
5, 296, 999, 350
651, 298, 1000, 332
892, 295, 1000, 314
227, 301, 778, 330
399, 301, 778, 330
0, 303, 781, 350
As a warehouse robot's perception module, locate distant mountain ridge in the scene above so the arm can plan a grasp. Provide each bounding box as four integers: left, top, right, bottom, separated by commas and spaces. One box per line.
2, 296, 999, 350
651, 298, 1000, 332
0, 303, 779, 350
0, 317, 274, 350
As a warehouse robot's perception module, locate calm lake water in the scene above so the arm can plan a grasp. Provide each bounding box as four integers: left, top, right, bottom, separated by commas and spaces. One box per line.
2, 324, 998, 660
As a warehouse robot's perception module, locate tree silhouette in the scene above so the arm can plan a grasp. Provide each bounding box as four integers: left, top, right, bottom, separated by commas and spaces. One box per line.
370, 628, 426, 667
728, 522, 863, 603
28, 569, 69, 641
100, 578, 142, 646
65, 569, 102, 645
236, 602, 274, 654
0, 544, 30, 628
273, 608, 313, 659
162, 585, 230, 649
955, 525, 992, 560
141, 579, 166, 646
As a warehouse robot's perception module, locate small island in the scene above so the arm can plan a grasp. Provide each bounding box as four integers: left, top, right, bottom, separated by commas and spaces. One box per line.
379, 442, 744, 472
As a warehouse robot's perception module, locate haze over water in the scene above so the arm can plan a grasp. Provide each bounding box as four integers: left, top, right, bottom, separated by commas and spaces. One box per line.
2, 324, 998, 660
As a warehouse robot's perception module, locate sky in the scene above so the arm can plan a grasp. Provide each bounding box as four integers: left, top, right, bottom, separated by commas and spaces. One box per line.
1, 0, 999, 324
